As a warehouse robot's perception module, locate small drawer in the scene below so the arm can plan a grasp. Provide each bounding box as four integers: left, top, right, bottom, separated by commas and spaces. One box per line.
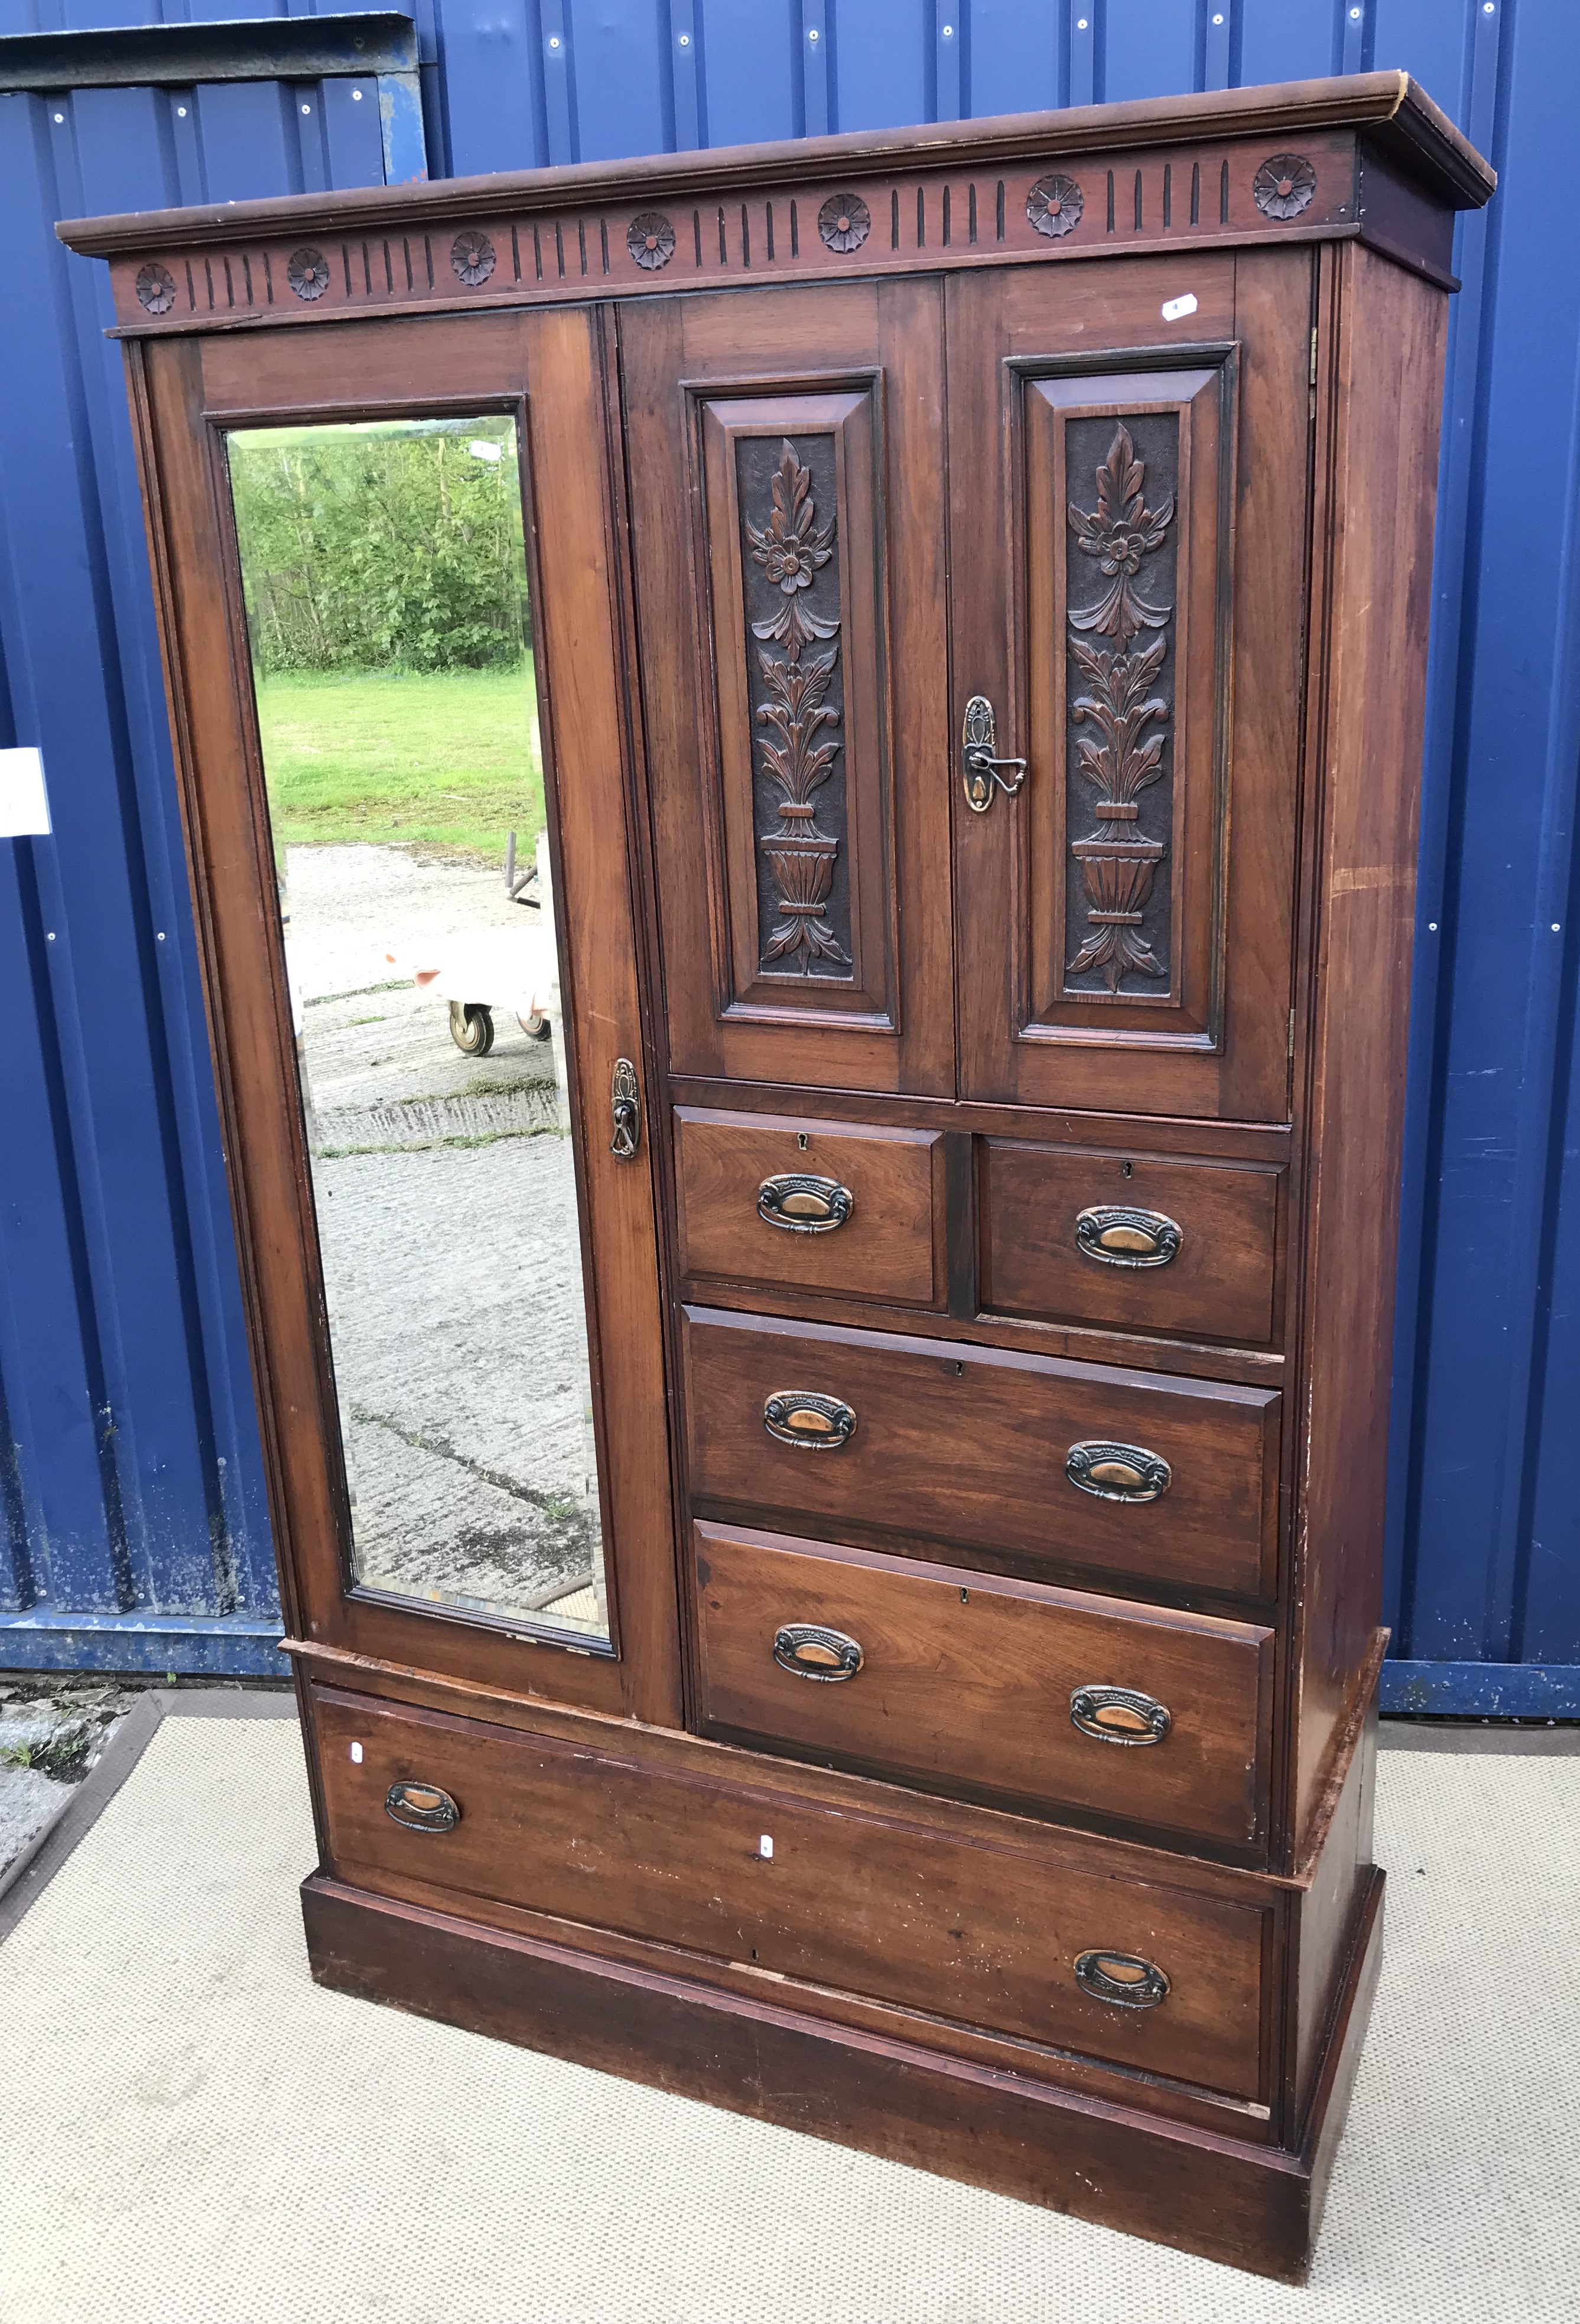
683, 1307, 1280, 1597
312, 1683, 1271, 2101
693, 1523, 1273, 1848
675, 1106, 945, 1307
980, 1140, 1281, 1346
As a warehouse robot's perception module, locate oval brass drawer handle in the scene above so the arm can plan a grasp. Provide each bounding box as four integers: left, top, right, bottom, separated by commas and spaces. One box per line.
1065, 1440, 1172, 1502
1070, 1683, 1172, 1746
1075, 1204, 1182, 1268
763, 1390, 857, 1449
773, 1622, 864, 1681
758, 1173, 854, 1233
385, 1779, 460, 1833
1075, 1950, 1171, 2008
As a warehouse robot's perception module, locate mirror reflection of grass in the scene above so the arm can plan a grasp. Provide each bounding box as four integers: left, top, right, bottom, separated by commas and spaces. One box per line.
255, 662, 544, 861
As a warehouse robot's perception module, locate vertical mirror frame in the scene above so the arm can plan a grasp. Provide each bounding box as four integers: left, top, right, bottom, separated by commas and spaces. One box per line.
128, 311, 682, 1726
217, 398, 615, 1652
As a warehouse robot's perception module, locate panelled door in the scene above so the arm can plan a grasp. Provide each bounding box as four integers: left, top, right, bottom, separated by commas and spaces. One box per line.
138, 308, 681, 1725
950, 252, 1308, 1124
625, 255, 1308, 1128
621, 281, 954, 1098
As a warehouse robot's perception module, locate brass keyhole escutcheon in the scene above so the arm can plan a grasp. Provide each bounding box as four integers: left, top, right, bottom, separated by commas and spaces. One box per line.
961, 694, 1029, 813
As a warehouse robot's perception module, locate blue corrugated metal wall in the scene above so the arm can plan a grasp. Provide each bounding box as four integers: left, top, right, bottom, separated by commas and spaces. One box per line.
1, 0, 1575, 1711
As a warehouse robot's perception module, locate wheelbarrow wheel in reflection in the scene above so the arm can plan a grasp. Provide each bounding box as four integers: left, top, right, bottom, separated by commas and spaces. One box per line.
448, 1000, 496, 1056
518, 1012, 553, 1043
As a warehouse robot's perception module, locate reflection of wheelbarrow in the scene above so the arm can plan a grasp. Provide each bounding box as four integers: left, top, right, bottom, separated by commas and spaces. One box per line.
382, 923, 557, 1057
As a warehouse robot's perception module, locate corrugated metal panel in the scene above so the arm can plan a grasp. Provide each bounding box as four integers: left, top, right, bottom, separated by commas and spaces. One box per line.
1, 0, 1575, 1708
0, 4, 417, 1675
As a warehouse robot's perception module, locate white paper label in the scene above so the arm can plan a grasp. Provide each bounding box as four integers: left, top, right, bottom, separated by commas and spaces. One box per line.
758, 1834, 774, 1860
0, 747, 50, 837
1161, 292, 1199, 322
349, 1741, 364, 1763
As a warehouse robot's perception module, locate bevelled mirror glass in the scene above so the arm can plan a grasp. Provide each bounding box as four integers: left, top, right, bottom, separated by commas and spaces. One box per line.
226, 414, 608, 1645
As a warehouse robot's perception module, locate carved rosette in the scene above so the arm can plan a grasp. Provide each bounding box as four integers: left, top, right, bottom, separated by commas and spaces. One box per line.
1064, 423, 1178, 994
628, 212, 675, 269
451, 230, 496, 285
1027, 174, 1084, 238
818, 194, 870, 253
135, 262, 177, 314
740, 438, 850, 975
1253, 154, 1316, 220
287, 247, 331, 301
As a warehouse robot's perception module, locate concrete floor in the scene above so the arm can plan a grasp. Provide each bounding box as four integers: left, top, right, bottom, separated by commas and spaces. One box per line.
4, 1714, 1576, 2324
287, 845, 606, 1635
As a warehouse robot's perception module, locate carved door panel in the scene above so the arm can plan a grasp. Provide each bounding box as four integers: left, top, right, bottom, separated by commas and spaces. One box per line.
620, 282, 952, 1097
949, 253, 1310, 1122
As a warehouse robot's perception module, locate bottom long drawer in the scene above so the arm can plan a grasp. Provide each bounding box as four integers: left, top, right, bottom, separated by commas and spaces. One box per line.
311, 1684, 1272, 2104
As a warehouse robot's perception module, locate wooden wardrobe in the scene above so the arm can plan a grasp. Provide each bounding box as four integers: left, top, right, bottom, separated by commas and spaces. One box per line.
61, 72, 1493, 2279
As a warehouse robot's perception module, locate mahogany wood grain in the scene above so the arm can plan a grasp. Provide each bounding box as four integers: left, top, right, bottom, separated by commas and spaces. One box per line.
66, 76, 1493, 267
1285, 244, 1447, 1851
980, 1137, 1282, 1345
690, 1521, 1273, 1848
299, 1857, 1384, 2281
135, 311, 681, 1724
683, 1306, 1281, 1598
99, 80, 1481, 2271
675, 1106, 945, 1307
620, 281, 954, 1097
948, 251, 1308, 1123
311, 1683, 1270, 2098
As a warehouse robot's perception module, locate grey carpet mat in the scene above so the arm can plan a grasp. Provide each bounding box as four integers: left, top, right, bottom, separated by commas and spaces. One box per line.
2, 1717, 1574, 2322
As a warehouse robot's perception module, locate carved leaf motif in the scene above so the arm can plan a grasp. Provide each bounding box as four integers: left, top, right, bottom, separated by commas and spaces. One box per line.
1065, 424, 1176, 995
745, 440, 836, 648
740, 436, 850, 974
756, 646, 843, 809
1068, 425, 1175, 645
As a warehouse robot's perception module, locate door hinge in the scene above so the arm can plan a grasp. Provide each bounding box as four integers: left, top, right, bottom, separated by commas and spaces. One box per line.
1309, 326, 1319, 388
1289, 1008, 1296, 1059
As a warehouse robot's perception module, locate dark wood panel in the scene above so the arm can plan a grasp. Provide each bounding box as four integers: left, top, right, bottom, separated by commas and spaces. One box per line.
619, 279, 954, 1095
311, 1684, 1270, 2097
675, 1106, 945, 1307
691, 1521, 1273, 1848
1026, 358, 1231, 1039
980, 1137, 1281, 1345
1287, 246, 1447, 1848
137, 313, 682, 1724
682, 1307, 1281, 1597
948, 250, 1309, 1122
667, 1073, 1296, 1156
301, 1863, 1385, 2281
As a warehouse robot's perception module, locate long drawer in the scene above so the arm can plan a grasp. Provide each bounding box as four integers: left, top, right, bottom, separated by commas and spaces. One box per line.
311, 1683, 1270, 2101
691, 1522, 1273, 1848
682, 1307, 1280, 1597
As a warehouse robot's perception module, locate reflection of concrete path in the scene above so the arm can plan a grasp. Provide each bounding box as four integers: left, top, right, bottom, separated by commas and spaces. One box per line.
316, 1137, 600, 1617
285, 842, 603, 1633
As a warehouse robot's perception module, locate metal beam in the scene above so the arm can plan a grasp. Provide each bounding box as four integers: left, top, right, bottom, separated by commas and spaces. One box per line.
0, 1611, 287, 1678
1381, 1661, 1580, 1718
0, 12, 417, 93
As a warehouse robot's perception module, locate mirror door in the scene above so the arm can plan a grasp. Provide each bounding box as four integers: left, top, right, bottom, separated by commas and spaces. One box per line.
138, 311, 680, 1723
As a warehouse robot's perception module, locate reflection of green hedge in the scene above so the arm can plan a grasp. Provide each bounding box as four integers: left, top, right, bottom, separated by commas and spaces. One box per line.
230, 425, 532, 675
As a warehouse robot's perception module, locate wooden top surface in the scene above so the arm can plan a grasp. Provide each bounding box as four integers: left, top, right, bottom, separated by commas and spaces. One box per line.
57, 73, 1491, 261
